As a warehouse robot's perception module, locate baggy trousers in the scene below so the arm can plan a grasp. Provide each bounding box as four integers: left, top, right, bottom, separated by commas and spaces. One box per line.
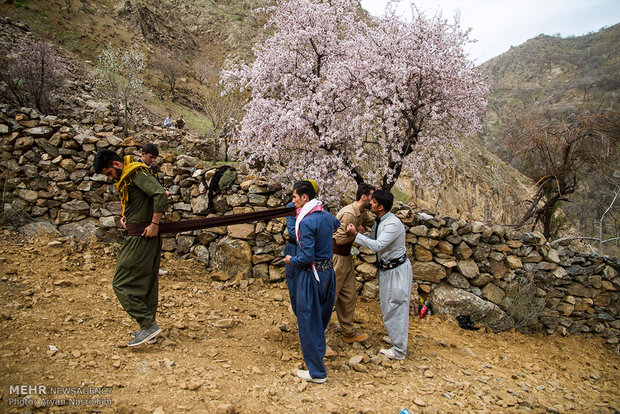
296, 268, 336, 379
284, 242, 299, 316
333, 253, 357, 335
379, 259, 413, 359
113, 235, 162, 330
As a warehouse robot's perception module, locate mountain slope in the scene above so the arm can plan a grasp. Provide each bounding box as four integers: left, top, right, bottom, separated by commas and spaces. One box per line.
479, 24, 620, 252
1, 0, 580, 232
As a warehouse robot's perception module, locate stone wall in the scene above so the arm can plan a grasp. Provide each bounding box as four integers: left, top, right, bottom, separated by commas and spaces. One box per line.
1, 105, 618, 344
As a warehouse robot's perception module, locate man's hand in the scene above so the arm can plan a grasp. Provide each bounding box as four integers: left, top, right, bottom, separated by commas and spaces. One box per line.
120, 216, 127, 229
142, 223, 159, 238
346, 223, 357, 236
356, 225, 365, 233
283, 255, 292, 265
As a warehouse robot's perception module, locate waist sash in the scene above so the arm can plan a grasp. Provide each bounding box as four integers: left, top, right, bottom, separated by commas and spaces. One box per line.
377, 253, 408, 271
301, 258, 333, 272
333, 240, 353, 256
125, 206, 295, 236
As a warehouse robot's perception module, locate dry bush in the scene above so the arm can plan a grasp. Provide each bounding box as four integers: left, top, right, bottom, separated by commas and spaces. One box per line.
0, 38, 67, 113
502, 275, 546, 330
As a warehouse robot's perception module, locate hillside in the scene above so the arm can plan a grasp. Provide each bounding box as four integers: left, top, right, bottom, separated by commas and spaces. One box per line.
479, 24, 620, 252
0, 0, 267, 61
481, 23, 619, 134
2, 2, 617, 238
0, 0, 268, 133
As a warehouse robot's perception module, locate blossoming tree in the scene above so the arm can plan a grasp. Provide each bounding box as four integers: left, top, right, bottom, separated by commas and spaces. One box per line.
224, 0, 487, 202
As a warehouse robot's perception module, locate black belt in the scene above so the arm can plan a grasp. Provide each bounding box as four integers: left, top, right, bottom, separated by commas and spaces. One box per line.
301, 258, 333, 272
377, 254, 408, 271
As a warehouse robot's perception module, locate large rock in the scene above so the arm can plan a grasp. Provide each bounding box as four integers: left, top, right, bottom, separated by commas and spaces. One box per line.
361, 279, 379, 300
190, 195, 209, 215
414, 245, 433, 262
19, 221, 60, 237
455, 242, 472, 259
430, 283, 514, 331
209, 237, 252, 279
457, 259, 480, 279
253, 263, 269, 280
268, 265, 285, 282
18, 189, 39, 203
447, 272, 470, 289
567, 283, 598, 298
176, 235, 195, 255
482, 283, 506, 305
23, 126, 53, 138
356, 262, 377, 280
227, 223, 255, 240
471, 273, 493, 287
412, 261, 446, 283
61, 200, 90, 211
58, 218, 101, 241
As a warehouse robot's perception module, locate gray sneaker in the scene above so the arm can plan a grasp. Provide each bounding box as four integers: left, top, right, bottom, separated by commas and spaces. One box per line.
130, 330, 157, 344
128, 323, 161, 347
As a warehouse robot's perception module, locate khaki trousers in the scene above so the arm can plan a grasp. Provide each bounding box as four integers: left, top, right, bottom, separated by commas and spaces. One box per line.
113, 235, 161, 330
333, 253, 357, 335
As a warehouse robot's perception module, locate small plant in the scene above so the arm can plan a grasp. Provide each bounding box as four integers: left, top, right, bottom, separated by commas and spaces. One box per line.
0, 170, 32, 228
503, 275, 546, 330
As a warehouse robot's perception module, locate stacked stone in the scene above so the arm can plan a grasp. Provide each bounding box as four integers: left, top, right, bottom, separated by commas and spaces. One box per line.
0, 105, 212, 231
348, 206, 619, 342
0, 105, 618, 340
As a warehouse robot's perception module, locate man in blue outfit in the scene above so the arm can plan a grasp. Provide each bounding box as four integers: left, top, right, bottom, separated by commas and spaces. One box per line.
284, 179, 319, 316
284, 180, 340, 383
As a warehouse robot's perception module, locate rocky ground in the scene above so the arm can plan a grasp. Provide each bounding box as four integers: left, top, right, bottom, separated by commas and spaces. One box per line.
0, 231, 618, 414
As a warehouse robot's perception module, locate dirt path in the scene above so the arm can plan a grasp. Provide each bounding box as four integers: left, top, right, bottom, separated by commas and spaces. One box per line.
0, 233, 618, 413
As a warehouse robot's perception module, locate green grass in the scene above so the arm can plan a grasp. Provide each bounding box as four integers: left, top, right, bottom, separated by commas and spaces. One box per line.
391, 186, 411, 204
144, 96, 213, 136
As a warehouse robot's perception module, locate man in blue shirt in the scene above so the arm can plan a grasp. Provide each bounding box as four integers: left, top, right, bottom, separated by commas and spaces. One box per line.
284, 180, 340, 383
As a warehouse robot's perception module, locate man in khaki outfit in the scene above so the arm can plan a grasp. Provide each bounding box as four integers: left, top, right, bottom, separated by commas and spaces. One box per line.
332, 183, 375, 343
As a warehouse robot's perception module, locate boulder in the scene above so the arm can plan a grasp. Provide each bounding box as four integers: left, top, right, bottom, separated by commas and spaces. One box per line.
470, 273, 493, 287
268, 265, 285, 282
253, 263, 269, 280
356, 262, 377, 280
481, 283, 506, 305
176, 235, 195, 255
412, 261, 446, 283
23, 126, 53, 138
19, 221, 60, 237
18, 189, 39, 203
447, 272, 470, 289
414, 245, 433, 262
58, 219, 101, 241
361, 279, 379, 300
209, 237, 252, 279
227, 223, 255, 240
430, 283, 514, 331
190, 195, 209, 215
455, 242, 472, 259
457, 259, 480, 279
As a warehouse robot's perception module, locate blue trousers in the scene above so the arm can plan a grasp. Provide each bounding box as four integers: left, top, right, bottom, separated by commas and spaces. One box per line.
284, 243, 299, 315
285, 264, 299, 316
296, 268, 336, 379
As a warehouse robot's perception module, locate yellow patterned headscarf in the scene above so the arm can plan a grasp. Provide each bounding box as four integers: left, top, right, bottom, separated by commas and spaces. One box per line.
115, 155, 156, 216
